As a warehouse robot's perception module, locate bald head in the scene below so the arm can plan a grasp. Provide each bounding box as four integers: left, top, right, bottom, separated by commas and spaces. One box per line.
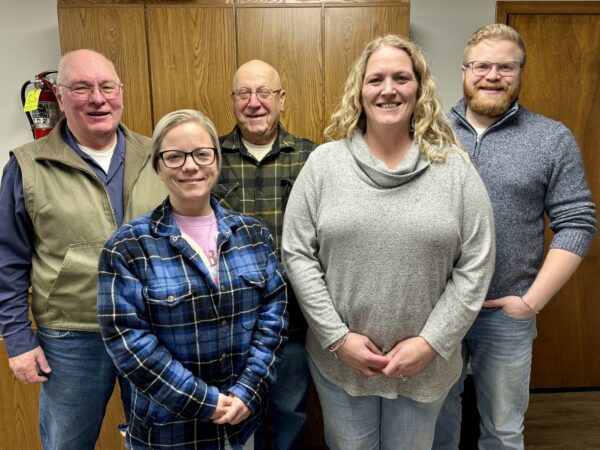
57, 49, 119, 85
233, 59, 281, 92
232, 59, 285, 145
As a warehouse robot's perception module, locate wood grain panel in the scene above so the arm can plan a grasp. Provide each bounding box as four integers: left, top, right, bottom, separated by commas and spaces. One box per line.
324, 5, 409, 132
497, 3, 600, 388
146, 6, 236, 134
57, 6, 153, 137
0, 344, 41, 450
236, 7, 323, 142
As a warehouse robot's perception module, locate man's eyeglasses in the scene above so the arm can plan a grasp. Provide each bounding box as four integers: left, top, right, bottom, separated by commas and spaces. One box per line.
463, 61, 522, 77
59, 82, 123, 100
232, 88, 282, 101
157, 148, 217, 169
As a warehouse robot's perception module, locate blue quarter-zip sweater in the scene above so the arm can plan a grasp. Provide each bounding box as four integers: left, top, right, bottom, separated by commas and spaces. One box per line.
449, 99, 596, 299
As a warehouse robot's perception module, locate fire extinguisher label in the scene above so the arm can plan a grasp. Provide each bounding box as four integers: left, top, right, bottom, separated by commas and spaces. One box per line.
24, 88, 42, 112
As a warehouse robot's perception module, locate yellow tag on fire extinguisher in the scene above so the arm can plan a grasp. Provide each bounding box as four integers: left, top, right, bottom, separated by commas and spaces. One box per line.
24, 89, 42, 112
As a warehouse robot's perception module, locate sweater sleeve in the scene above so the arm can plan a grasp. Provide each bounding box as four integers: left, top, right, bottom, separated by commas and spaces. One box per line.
545, 126, 597, 255
281, 152, 350, 349
420, 162, 496, 360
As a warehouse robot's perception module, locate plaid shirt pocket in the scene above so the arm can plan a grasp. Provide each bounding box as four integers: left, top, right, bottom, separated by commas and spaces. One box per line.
143, 281, 202, 346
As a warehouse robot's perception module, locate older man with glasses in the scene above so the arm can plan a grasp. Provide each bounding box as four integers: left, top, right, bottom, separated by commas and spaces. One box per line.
433, 24, 596, 450
0, 49, 166, 449
214, 59, 317, 450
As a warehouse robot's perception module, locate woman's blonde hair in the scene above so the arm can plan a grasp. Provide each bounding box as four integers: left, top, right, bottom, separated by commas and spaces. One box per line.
324, 34, 462, 162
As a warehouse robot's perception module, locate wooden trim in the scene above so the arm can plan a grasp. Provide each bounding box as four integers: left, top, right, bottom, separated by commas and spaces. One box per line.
59, 0, 408, 5
497, 1, 600, 23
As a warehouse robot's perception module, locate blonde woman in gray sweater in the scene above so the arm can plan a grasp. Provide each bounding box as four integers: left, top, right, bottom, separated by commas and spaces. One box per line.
281, 35, 495, 450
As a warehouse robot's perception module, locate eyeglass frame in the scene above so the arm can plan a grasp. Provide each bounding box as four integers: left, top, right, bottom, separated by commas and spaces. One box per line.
231, 88, 283, 102
463, 61, 522, 77
156, 148, 217, 169
58, 82, 124, 100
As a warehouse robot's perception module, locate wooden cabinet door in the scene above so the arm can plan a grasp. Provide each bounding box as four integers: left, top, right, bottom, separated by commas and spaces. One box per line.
57, 4, 153, 137
497, 1, 600, 388
236, 6, 323, 142
324, 5, 410, 136
146, 4, 236, 135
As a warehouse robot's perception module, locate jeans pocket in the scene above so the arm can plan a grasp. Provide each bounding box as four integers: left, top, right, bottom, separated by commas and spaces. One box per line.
499, 309, 535, 323
37, 327, 72, 339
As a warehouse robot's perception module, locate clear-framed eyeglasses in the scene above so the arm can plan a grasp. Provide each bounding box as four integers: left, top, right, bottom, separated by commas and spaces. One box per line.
232, 88, 282, 102
59, 82, 123, 100
463, 61, 522, 77
157, 148, 217, 169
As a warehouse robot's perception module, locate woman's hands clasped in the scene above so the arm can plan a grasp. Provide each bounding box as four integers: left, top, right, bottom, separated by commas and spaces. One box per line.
335, 332, 437, 379
211, 393, 250, 425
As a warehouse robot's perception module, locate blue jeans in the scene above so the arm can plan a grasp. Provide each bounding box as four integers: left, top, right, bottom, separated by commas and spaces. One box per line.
309, 356, 446, 450
433, 308, 537, 450
254, 338, 309, 450
37, 328, 130, 450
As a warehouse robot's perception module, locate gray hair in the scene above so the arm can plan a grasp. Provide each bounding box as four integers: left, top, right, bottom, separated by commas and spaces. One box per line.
151, 109, 221, 172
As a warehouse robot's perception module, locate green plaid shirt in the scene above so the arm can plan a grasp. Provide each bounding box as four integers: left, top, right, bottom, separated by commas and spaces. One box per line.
216, 124, 316, 334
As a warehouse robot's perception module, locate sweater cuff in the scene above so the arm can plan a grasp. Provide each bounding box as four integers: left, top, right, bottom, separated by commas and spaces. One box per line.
550, 230, 595, 257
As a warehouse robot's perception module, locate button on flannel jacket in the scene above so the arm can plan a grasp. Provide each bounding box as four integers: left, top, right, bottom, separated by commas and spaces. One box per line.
97, 196, 288, 449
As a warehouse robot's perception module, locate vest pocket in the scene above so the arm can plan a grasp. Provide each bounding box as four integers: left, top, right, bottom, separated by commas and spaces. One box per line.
45, 240, 106, 326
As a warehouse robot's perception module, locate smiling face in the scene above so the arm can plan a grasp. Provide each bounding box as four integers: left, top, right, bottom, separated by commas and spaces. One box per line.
361, 45, 418, 135
54, 50, 124, 149
462, 39, 523, 120
232, 60, 285, 145
157, 122, 219, 216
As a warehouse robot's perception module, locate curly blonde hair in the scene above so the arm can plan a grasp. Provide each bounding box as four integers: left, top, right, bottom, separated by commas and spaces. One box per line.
324, 34, 462, 162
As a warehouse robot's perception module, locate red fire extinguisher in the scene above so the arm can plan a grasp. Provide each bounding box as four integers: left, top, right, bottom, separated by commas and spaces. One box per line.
21, 71, 59, 140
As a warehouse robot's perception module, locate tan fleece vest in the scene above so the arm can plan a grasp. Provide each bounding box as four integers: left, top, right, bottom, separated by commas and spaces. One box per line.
13, 120, 167, 331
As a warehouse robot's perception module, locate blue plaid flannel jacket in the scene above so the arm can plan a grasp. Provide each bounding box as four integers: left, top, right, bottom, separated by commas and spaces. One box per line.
98, 196, 288, 449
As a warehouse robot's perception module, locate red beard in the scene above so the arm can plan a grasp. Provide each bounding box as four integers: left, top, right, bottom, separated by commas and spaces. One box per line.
463, 80, 520, 118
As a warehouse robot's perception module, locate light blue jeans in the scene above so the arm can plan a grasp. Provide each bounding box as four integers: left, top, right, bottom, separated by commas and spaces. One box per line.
309, 356, 446, 450
254, 337, 309, 450
37, 328, 130, 450
433, 308, 537, 450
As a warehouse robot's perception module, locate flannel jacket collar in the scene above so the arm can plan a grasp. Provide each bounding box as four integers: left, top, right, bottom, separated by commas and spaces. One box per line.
220, 123, 300, 158
151, 195, 235, 243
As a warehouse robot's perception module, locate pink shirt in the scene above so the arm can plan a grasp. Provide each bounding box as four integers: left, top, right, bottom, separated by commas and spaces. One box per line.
173, 211, 219, 282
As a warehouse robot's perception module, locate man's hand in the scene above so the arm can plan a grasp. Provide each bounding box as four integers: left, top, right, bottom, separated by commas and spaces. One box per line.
8, 346, 51, 384
483, 295, 535, 319
381, 336, 436, 378
212, 394, 250, 425
335, 332, 389, 377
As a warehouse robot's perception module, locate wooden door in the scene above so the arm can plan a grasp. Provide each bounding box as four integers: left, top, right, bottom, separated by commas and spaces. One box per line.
497, 1, 600, 388
146, 4, 236, 135
57, 3, 153, 137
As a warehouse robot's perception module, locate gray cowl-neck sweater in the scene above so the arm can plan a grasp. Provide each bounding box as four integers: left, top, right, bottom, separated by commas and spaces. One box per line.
282, 131, 495, 402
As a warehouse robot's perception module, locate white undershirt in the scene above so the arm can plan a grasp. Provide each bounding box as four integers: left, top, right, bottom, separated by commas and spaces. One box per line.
242, 138, 273, 162
79, 144, 116, 174
472, 125, 487, 136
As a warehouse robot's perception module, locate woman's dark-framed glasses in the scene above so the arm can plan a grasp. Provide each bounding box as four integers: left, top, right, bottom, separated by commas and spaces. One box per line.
158, 148, 216, 168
